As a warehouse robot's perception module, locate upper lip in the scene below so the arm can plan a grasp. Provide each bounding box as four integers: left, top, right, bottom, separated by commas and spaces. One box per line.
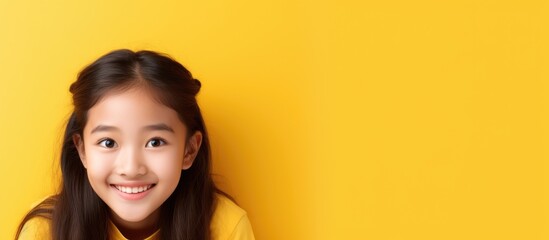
110, 183, 156, 187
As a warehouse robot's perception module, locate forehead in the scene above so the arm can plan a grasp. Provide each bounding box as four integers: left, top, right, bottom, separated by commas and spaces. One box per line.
84, 87, 186, 134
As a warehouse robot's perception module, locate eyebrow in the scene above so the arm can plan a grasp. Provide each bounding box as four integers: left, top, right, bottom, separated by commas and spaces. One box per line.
90, 123, 175, 134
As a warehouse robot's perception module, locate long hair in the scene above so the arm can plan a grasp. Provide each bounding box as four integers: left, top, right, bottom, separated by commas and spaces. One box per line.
16, 49, 223, 240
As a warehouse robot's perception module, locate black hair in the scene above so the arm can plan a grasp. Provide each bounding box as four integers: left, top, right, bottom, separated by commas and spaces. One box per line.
16, 49, 226, 240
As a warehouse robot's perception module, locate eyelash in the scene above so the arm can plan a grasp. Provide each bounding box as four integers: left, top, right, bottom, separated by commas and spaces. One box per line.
96, 138, 167, 148
98, 138, 117, 148
145, 138, 167, 148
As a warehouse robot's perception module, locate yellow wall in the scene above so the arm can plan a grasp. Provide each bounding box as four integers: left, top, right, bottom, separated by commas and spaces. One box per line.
1, 0, 548, 239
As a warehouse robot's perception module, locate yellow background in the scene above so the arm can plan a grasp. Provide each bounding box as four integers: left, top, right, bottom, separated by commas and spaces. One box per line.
1, 0, 548, 239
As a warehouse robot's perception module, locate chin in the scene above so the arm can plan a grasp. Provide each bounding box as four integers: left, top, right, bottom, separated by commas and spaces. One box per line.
109, 203, 160, 224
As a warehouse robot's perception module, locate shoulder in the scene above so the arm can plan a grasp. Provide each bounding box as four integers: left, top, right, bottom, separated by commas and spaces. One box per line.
18, 217, 51, 240
211, 194, 255, 240
17, 196, 55, 240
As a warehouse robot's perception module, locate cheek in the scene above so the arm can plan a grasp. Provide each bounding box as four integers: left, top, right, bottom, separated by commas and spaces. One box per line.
146, 151, 183, 181
84, 149, 116, 181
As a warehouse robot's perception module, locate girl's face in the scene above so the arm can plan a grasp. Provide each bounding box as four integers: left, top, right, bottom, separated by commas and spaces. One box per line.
73, 86, 202, 231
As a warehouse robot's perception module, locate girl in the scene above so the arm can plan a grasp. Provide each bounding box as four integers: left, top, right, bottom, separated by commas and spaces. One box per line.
15, 49, 255, 240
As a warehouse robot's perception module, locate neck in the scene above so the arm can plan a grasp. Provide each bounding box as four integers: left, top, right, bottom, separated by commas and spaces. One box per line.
110, 209, 160, 239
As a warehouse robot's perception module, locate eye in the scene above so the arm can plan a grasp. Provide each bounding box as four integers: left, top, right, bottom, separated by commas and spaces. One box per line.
146, 138, 166, 148
98, 138, 117, 148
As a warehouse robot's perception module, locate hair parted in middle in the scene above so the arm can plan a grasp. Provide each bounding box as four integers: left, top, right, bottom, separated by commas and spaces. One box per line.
16, 49, 228, 240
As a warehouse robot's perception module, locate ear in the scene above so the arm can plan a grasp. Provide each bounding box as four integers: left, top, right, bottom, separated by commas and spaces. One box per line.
182, 131, 203, 170
72, 134, 87, 168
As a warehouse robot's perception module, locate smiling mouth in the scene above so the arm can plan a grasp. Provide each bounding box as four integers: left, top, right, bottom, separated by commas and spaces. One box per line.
111, 184, 156, 194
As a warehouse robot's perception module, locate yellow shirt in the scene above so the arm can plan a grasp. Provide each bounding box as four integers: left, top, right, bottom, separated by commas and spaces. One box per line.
18, 195, 255, 240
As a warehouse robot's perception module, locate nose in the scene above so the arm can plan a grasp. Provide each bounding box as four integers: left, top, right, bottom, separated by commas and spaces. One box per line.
115, 146, 147, 178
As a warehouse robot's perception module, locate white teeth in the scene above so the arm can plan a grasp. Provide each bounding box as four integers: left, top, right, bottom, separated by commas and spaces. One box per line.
115, 185, 152, 194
